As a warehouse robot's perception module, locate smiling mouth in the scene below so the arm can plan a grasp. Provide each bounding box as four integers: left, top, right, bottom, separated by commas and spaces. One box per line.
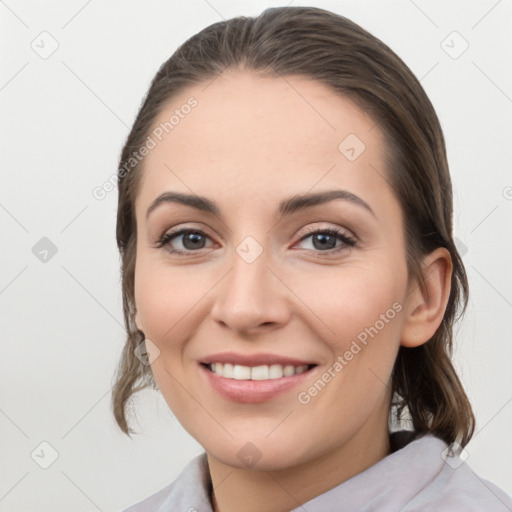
201, 362, 317, 380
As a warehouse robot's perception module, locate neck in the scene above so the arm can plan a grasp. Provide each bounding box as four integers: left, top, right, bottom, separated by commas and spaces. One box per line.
207, 415, 391, 512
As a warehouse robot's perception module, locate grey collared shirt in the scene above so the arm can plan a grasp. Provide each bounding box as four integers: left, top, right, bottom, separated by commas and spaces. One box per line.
122, 432, 512, 511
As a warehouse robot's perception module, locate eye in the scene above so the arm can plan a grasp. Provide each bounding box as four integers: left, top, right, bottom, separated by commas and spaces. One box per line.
155, 228, 214, 256
155, 226, 357, 257
295, 227, 356, 254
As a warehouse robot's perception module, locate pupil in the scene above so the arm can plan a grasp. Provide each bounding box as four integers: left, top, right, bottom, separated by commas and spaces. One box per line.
183, 232, 205, 250
313, 233, 336, 250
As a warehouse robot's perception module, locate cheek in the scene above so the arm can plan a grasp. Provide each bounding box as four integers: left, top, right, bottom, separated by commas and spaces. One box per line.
290, 261, 406, 401
133, 261, 205, 412
291, 262, 405, 346
134, 258, 213, 348
295, 267, 405, 419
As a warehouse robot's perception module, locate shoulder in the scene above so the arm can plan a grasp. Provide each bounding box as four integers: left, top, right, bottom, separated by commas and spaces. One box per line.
121, 452, 213, 512
421, 464, 512, 511
121, 479, 176, 512
402, 435, 512, 511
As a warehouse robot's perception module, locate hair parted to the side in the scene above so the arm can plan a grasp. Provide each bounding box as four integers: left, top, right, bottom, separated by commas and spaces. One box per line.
111, 6, 475, 447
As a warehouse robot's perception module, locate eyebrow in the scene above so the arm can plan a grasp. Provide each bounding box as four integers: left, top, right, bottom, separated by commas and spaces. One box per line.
146, 189, 376, 220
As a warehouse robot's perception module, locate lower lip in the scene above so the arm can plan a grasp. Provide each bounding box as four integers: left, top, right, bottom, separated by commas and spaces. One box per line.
199, 363, 317, 403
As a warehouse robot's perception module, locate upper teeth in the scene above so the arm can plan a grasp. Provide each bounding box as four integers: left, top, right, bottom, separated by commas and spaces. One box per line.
209, 363, 310, 380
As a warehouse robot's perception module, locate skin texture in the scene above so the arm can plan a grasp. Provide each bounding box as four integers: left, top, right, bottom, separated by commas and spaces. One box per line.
133, 70, 452, 512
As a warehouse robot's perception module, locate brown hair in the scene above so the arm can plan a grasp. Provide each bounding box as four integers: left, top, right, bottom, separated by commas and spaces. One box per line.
111, 6, 475, 447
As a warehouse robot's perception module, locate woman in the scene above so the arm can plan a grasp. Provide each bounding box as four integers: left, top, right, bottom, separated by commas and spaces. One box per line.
112, 6, 512, 511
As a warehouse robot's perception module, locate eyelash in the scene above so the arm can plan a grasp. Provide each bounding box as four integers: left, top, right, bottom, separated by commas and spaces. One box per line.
155, 226, 356, 257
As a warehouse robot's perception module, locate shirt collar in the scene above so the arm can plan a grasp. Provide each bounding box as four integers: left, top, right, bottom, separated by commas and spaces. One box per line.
153, 432, 447, 512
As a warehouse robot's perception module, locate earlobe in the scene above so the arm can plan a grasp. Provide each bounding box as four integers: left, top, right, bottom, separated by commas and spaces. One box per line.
135, 310, 144, 333
400, 247, 453, 348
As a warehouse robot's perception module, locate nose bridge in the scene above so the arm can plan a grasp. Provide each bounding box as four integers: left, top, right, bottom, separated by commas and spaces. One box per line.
225, 233, 272, 308
210, 231, 288, 331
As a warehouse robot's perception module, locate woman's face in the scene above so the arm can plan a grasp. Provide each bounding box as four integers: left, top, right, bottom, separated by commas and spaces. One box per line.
133, 70, 412, 470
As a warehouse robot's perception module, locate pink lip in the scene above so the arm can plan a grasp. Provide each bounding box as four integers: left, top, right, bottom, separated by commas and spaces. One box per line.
198, 362, 318, 403
200, 352, 317, 367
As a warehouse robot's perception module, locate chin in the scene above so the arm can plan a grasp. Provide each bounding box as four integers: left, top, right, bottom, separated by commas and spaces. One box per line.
203, 434, 315, 472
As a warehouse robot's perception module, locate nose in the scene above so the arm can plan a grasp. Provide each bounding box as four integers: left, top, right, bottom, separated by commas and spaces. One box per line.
210, 243, 291, 334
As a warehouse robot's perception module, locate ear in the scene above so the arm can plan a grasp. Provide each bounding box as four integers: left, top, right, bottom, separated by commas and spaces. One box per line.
401, 247, 452, 348
134, 309, 144, 333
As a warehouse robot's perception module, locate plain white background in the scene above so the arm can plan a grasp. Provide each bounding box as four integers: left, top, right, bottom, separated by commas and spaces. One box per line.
1, 0, 511, 510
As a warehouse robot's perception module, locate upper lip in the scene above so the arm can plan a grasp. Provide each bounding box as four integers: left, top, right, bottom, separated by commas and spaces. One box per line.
200, 352, 318, 367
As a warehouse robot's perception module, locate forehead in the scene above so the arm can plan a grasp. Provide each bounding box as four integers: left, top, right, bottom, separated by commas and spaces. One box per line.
135, 70, 395, 219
